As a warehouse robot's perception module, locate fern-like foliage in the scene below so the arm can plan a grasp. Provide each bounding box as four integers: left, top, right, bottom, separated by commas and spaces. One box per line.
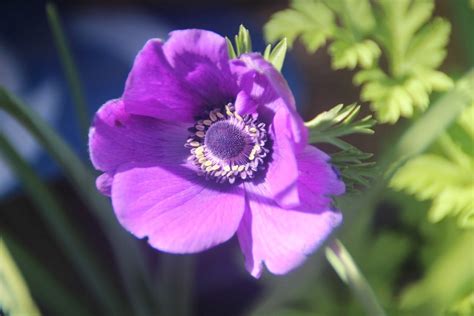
305, 104, 376, 192
265, 0, 453, 123
391, 103, 474, 228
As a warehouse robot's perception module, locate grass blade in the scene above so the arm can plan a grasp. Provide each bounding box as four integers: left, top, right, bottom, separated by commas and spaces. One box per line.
326, 240, 386, 316
0, 133, 125, 315
0, 237, 41, 316
2, 232, 95, 316
0, 87, 154, 315
46, 2, 89, 142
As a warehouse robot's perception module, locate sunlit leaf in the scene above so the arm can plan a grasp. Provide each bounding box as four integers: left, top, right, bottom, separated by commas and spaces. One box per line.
448, 292, 474, 316
266, 0, 453, 123
227, 24, 253, 57
399, 232, 474, 314
306, 104, 376, 191
391, 104, 474, 227
0, 238, 41, 316
264, 38, 288, 72
330, 34, 380, 69
265, 0, 335, 52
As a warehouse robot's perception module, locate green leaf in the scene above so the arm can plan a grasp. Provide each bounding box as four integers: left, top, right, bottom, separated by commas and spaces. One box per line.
225, 37, 237, 59
306, 103, 375, 146
390, 103, 474, 227
399, 232, 474, 314
264, 38, 288, 72
0, 133, 124, 315
264, 0, 335, 52
448, 292, 474, 316
356, 0, 453, 123
0, 87, 154, 316
2, 233, 94, 316
357, 68, 454, 123
330, 34, 381, 69
266, 0, 453, 123
331, 150, 376, 192
324, 0, 376, 36
305, 104, 376, 191
46, 3, 89, 142
403, 17, 451, 72
0, 238, 41, 316
227, 24, 253, 57
326, 240, 387, 316
265, 0, 378, 70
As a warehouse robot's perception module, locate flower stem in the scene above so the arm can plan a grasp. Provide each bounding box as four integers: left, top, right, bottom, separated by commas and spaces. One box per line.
325, 239, 386, 316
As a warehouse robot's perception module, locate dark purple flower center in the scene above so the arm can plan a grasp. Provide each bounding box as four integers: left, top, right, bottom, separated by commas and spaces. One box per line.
185, 103, 269, 184
204, 121, 247, 160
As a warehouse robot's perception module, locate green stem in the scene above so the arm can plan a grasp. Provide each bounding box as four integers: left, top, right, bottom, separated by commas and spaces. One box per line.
326, 239, 386, 316
46, 3, 89, 142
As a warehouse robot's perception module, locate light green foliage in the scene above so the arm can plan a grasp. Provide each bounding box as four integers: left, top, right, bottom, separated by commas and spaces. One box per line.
264, 0, 335, 53
305, 104, 376, 191
227, 25, 288, 72
0, 238, 40, 316
391, 103, 474, 228
448, 292, 474, 316
265, 0, 453, 123
365, 0, 453, 123
399, 231, 474, 315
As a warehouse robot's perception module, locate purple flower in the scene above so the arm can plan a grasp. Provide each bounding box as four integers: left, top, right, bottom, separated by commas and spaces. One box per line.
89, 29, 345, 278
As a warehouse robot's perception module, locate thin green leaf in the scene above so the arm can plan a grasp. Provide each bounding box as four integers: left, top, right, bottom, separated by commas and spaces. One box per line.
305, 103, 376, 191
225, 37, 237, 59
267, 38, 288, 72
239, 24, 252, 53
0, 87, 154, 316
0, 238, 40, 316
228, 25, 253, 57
46, 3, 89, 142
263, 44, 272, 60
326, 240, 387, 316
3, 233, 94, 316
306, 103, 375, 144
0, 133, 124, 315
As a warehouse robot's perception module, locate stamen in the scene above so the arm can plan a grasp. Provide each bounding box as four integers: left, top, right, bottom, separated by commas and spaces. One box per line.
185, 103, 269, 184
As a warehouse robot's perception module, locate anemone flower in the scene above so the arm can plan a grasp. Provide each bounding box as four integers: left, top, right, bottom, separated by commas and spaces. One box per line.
89, 29, 345, 277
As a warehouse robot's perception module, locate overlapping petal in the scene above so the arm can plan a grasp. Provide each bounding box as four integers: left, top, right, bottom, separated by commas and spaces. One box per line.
230, 54, 309, 208
89, 98, 189, 173
123, 30, 237, 123
238, 146, 344, 277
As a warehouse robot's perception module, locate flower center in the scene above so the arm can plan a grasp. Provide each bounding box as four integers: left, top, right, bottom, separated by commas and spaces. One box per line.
185, 104, 269, 184
204, 121, 247, 160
